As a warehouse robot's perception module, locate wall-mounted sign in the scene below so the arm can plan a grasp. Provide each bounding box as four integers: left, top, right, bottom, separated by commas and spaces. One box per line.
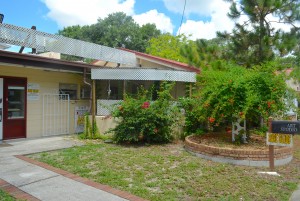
75, 106, 89, 133
27, 83, 40, 101
272, 121, 300, 134
267, 133, 293, 147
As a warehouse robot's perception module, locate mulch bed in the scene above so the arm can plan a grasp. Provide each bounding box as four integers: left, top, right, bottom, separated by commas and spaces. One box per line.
189, 132, 274, 150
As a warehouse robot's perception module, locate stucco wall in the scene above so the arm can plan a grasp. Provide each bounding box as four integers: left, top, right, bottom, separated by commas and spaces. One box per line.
0, 65, 89, 138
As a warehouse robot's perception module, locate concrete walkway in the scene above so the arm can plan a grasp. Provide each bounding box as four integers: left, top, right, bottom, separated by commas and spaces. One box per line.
0, 136, 143, 201
290, 185, 300, 201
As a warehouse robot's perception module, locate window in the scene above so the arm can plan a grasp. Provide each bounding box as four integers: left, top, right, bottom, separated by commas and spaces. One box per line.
8, 86, 25, 119
59, 83, 78, 100
80, 85, 91, 99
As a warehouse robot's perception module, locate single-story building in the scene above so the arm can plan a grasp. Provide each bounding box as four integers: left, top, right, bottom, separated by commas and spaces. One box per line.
92, 49, 199, 132
0, 22, 198, 140
0, 50, 94, 140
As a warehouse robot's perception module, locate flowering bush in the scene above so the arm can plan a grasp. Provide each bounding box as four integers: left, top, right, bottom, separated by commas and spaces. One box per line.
180, 65, 296, 140
110, 82, 181, 143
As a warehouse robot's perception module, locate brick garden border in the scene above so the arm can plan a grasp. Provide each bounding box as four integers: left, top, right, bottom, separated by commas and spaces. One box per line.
0, 179, 39, 201
13, 155, 148, 201
185, 135, 293, 167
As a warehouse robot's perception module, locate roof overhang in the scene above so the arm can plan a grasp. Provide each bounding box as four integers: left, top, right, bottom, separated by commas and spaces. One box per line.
91, 68, 196, 82
0, 50, 95, 73
120, 48, 200, 73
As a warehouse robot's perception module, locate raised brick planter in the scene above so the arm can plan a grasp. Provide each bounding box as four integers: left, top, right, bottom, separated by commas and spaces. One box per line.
185, 135, 293, 167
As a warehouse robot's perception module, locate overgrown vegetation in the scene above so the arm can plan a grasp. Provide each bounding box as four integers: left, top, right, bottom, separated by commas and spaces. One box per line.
180, 64, 297, 139
109, 82, 183, 143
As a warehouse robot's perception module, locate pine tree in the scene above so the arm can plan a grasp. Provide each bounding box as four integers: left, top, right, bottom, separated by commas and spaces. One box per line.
218, 0, 300, 67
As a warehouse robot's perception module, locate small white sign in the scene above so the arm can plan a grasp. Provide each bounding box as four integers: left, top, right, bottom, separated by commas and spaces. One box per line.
75, 106, 89, 133
267, 132, 293, 147
27, 83, 40, 101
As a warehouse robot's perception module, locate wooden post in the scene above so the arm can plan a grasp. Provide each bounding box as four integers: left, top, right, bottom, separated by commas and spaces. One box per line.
189, 83, 192, 98
91, 80, 96, 137
268, 117, 275, 171
123, 80, 126, 100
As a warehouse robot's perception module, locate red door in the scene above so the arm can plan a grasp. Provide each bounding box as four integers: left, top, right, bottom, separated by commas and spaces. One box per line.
3, 77, 27, 139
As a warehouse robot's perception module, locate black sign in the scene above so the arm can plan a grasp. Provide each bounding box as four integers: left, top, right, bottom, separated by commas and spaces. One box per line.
272, 121, 300, 134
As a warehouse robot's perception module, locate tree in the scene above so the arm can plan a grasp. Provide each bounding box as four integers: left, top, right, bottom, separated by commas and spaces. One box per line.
58, 12, 161, 53
146, 34, 192, 63
180, 38, 230, 69
218, 0, 300, 67
58, 25, 83, 39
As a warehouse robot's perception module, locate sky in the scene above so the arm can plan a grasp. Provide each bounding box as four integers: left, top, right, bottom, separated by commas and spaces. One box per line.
0, 0, 237, 41
0, 0, 295, 45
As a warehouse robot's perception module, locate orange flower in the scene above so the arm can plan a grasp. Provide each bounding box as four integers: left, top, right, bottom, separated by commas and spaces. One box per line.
208, 117, 215, 123
267, 101, 272, 108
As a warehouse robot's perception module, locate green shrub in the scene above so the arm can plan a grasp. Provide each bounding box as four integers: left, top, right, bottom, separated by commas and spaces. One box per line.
110, 82, 182, 143
178, 97, 207, 136
82, 114, 105, 139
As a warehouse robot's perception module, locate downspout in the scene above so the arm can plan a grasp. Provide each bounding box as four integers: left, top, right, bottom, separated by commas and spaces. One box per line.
83, 68, 92, 113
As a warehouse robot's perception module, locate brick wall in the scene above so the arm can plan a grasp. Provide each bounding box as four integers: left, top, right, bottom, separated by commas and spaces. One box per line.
185, 135, 293, 161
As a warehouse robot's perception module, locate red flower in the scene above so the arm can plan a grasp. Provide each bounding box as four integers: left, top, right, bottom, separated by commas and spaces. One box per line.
208, 117, 215, 123
141, 102, 150, 109
154, 128, 158, 134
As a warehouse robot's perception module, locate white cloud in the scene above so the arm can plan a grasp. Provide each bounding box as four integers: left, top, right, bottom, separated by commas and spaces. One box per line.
177, 0, 234, 40
162, 0, 214, 16
266, 14, 298, 32
179, 20, 216, 40
133, 10, 174, 33
173, 0, 299, 40
42, 0, 135, 27
42, 0, 174, 34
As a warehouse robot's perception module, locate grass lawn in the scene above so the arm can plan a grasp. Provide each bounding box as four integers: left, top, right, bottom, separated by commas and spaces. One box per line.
29, 136, 300, 201
0, 189, 16, 201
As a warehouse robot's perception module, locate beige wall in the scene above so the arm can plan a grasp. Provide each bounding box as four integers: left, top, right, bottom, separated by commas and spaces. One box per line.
0, 64, 89, 138
95, 116, 119, 134
38, 52, 61, 59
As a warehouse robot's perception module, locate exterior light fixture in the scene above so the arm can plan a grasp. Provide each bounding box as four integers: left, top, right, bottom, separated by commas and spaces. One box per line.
0, 14, 4, 23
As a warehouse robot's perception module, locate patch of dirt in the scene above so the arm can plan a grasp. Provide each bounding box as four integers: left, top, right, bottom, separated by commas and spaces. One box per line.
189, 132, 273, 150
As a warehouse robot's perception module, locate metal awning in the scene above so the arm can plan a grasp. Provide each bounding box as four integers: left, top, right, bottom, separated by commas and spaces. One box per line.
0, 23, 136, 65
91, 68, 196, 82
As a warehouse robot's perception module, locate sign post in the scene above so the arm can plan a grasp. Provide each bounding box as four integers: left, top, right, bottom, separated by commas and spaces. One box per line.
268, 117, 274, 171
267, 118, 300, 170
